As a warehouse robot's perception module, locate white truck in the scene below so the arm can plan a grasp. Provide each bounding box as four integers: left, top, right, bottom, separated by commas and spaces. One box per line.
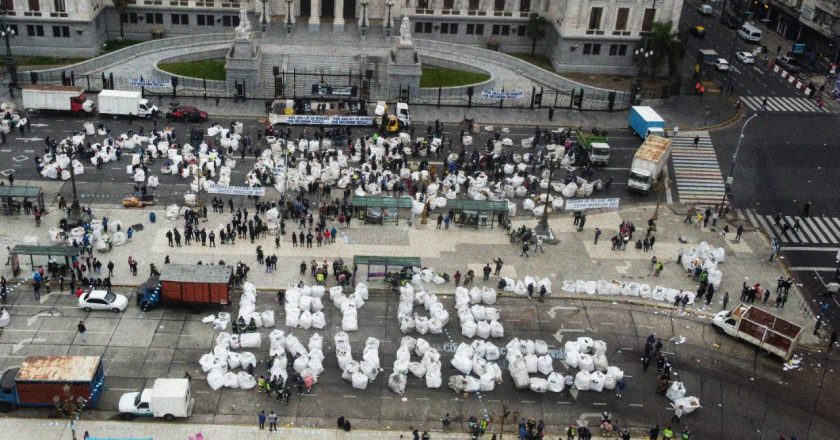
22, 84, 95, 114
588, 142, 611, 165
118, 378, 194, 421
713, 303, 803, 360
97, 90, 158, 118
627, 135, 672, 194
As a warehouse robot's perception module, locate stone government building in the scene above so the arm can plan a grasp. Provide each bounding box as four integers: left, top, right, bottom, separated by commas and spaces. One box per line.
2, 0, 682, 74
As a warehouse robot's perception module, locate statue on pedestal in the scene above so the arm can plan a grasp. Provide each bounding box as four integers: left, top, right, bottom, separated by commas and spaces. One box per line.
399, 16, 412, 46
234, 7, 253, 40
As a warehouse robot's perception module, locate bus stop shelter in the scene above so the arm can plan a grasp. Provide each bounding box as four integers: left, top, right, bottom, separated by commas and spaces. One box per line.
353, 255, 421, 281
0, 186, 45, 216
353, 196, 413, 225
446, 199, 509, 229
9, 245, 80, 277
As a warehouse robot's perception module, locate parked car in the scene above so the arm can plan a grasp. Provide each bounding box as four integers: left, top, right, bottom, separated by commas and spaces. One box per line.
776, 55, 803, 73
736, 52, 755, 64
689, 25, 706, 38
165, 106, 208, 123
715, 58, 731, 71
697, 4, 713, 15
720, 15, 742, 29
79, 290, 129, 312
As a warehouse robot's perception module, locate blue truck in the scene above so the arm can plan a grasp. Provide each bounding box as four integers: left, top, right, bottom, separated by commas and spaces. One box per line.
0, 355, 106, 412
629, 106, 666, 138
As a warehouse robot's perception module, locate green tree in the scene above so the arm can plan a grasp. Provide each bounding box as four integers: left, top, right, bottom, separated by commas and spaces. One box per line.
634, 21, 686, 77
525, 13, 550, 56
113, 0, 130, 39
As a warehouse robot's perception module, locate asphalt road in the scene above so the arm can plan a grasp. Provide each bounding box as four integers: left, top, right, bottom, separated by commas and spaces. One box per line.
0, 114, 660, 208
0, 284, 837, 439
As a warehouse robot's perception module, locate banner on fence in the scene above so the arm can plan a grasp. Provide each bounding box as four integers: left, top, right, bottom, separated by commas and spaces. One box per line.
206, 185, 266, 196
564, 197, 621, 211
129, 79, 172, 87
269, 114, 374, 126
481, 90, 525, 99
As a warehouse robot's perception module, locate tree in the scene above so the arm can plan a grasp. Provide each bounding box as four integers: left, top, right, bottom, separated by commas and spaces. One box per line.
113, 0, 130, 39
634, 21, 686, 77
525, 13, 550, 56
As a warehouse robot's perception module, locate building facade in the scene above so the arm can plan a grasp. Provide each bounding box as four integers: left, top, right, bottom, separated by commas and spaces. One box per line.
766, 0, 840, 66
2, 0, 683, 74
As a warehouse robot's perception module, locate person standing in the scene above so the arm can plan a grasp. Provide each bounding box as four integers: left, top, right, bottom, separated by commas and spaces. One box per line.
107, 261, 114, 278
594, 227, 602, 244
520, 242, 530, 258
802, 201, 811, 218
258, 410, 266, 430
830, 330, 838, 351
268, 411, 278, 432
77, 320, 87, 343
735, 224, 744, 241
483, 264, 492, 282
493, 258, 504, 276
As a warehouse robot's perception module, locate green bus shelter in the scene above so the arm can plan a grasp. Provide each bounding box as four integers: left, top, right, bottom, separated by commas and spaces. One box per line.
446, 199, 509, 229
353, 196, 413, 225
9, 245, 80, 277
353, 255, 421, 280
0, 185, 45, 216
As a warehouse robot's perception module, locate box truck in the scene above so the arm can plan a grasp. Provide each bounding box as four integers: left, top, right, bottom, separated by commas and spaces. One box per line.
0, 355, 105, 412
136, 264, 233, 311
97, 90, 159, 118
22, 85, 95, 114
628, 106, 665, 138
627, 135, 672, 194
713, 304, 803, 360
118, 378, 194, 420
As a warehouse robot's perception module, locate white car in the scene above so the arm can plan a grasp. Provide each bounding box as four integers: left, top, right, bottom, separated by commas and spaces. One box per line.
79, 290, 128, 312
736, 52, 755, 64
715, 58, 731, 71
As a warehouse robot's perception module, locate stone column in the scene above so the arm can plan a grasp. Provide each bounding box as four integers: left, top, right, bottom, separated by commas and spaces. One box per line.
309, 0, 321, 31
335, 0, 345, 31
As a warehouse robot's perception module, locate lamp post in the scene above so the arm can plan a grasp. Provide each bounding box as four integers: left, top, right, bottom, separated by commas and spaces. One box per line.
633, 48, 653, 102
53, 384, 87, 440
385, 0, 395, 37
1, 8, 18, 89
535, 152, 560, 238
360, 0, 370, 38
55, 143, 82, 221
285, 0, 294, 36
723, 113, 758, 206
260, 0, 268, 33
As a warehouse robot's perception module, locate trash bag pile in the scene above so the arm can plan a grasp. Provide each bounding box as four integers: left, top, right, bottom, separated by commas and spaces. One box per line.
505, 338, 570, 393
282, 284, 326, 329
234, 282, 275, 331
455, 287, 503, 339
267, 330, 323, 390
328, 284, 368, 332
667, 381, 701, 416
561, 280, 697, 306
201, 312, 232, 331
397, 283, 449, 335
0, 308, 10, 328
498, 276, 552, 299
200, 332, 258, 391
335, 332, 381, 390
562, 336, 624, 393
447, 340, 503, 393
681, 241, 725, 289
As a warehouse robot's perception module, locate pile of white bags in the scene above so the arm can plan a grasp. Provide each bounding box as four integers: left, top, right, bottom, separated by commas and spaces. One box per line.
0, 307, 10, 328
448, 340, 502, 393
328, 285, 366, 332
455, 287, 503, 339
505, 338, 566, 392
667, 381, 701, 415
283, 284, 326, 329
200, 332, 258, 391
335, 332, 381, 390
561, 279, 696, 306
681, 241, 725, 289
397, 284, 449, 335
201, 312, 231, 331
389, 336, 442, 393
236, 282, 274, 332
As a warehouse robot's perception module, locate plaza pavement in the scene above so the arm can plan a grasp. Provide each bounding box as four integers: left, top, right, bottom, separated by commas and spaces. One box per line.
0, 178, 823, 347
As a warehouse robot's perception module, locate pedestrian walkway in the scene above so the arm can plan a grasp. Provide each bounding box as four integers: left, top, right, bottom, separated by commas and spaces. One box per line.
739, 209, 840, 246
740, 96, 831, 113
669, 131, 725, 205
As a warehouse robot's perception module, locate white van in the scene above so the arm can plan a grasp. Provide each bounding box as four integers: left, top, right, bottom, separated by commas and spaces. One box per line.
737, 24, 762, 43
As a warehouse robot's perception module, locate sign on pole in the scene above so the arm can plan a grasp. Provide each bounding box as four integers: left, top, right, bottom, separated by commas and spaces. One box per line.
564, 197, 621, 211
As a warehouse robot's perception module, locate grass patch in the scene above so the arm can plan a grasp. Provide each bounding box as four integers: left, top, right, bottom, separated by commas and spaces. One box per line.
420, 66, 489, 88
158, 59, 227, 81
101, 39, 142, 53
509, 53, 556, 72
1, 56, 89, 67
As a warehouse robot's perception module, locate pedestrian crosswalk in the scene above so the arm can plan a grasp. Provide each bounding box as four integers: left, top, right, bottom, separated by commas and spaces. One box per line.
739, 209, 840, 246
669, 131, 725, 205
741, 96, 831, 113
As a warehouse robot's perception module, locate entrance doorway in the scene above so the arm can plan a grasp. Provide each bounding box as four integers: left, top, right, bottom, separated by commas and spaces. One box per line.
322, 0, 335, 18
300, 0, 311, 17
344, 0, 356, 19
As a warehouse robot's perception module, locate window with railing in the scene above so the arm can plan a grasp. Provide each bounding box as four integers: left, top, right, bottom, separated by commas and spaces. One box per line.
641, 8, 654, 33
613, 7, 630, 35
587, 7, 603, 34
441, 0, 458, 14
50, 0, 68, 16
494, 0, 509, 17
467, 0, 484, 15
221, 0, 240, 8
170, 0, 189, 5
519, 0, 529, 16
196, 0, 215, 6
143, 0, 162, 5
416, 0, 432, 14
25, 0, 41, 16
1, 0, 14, 14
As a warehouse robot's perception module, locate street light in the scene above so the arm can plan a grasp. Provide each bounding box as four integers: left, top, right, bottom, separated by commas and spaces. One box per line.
535, 152, 561, 236
385, 0, 395, 37
359, 0, 370, 38
0, 8, 18, 89
723, 113, 758, 206
260, 0, 268, 33
285, 0, 294, 35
